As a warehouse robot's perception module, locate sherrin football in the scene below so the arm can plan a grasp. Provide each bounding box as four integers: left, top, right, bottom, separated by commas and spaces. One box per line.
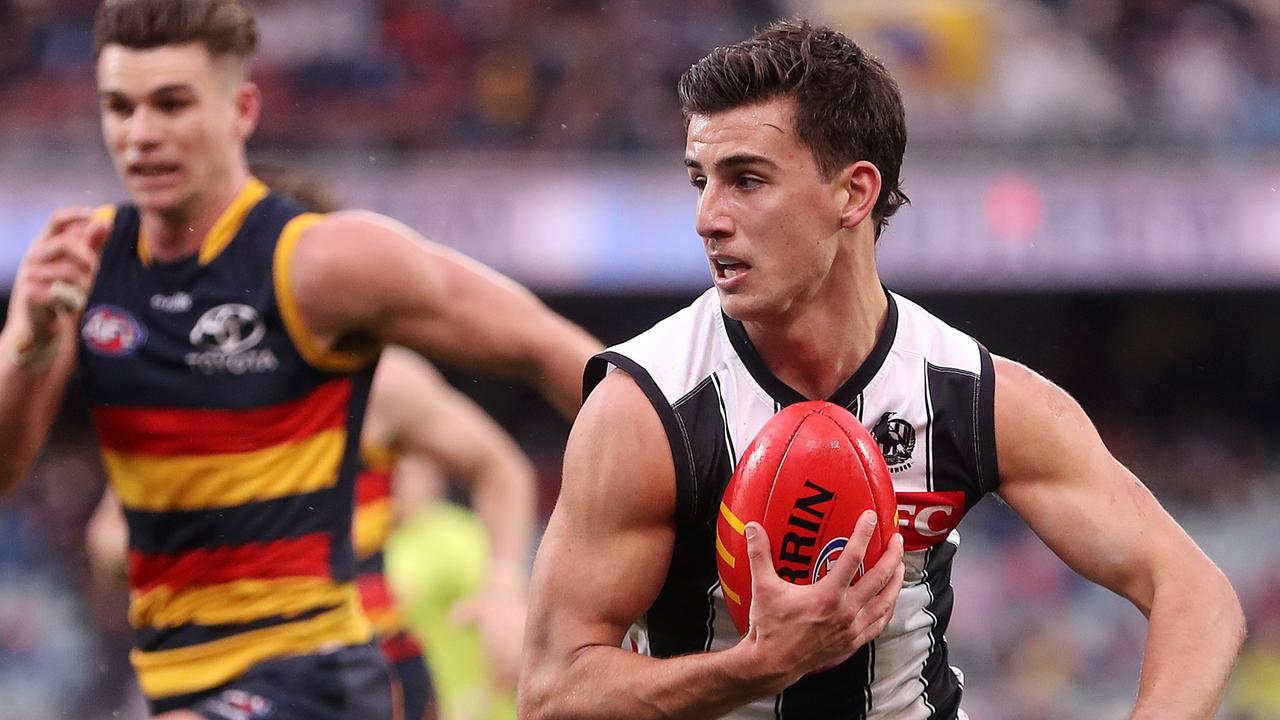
716, 400, 898, 635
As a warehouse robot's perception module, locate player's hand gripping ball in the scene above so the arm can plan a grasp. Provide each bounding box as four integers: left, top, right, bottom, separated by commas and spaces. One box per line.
716, 401, 898, 635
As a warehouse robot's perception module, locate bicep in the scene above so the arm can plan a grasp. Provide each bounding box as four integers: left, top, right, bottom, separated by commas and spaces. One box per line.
526, 371, 677, 658
993, 357, 1200, 612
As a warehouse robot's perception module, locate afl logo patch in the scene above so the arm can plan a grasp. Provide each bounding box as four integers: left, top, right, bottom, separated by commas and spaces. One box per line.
81, 305, 147, 357
812, 536, 850, 584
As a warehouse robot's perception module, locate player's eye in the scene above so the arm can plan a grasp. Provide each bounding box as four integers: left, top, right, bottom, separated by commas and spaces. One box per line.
156, 97, 192, 114
689, 176, 707, 192
104, 99, 133, 117
736, 175, 763, 190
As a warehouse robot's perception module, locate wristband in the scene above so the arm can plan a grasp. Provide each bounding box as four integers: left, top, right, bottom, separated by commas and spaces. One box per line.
11, 332, 60, 369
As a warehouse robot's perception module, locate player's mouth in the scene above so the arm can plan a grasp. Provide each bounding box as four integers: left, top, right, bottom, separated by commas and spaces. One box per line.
711, 254, 751, 288
127, 162, 182, 188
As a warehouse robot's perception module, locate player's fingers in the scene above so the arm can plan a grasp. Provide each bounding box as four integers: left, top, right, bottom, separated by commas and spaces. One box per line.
827, 510, 878, 587
35, 208, 92, 245
744, 522, 780, 593
35, 236, 98, 276
846, 534, 903, 606
86, 219, 111, 256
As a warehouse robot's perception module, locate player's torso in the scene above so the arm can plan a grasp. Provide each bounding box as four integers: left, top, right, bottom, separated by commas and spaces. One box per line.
79, 181, 378, 703
587, 288, 997, 720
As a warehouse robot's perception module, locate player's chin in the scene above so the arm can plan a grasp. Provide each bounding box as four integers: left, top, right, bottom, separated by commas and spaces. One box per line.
128, 185, 186, 215
717, 292, 776, 324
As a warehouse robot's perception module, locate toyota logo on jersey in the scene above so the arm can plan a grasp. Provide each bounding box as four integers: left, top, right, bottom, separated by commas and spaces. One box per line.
189, 303, 266, 354
186, 303, 278, 375
82, 304, 147, 357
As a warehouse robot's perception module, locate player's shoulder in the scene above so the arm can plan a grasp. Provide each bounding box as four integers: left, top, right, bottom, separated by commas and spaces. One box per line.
286, 209, 442, 294
991, 355, 1077, 418
589, 288, 727, 403
889, 290, 987, 374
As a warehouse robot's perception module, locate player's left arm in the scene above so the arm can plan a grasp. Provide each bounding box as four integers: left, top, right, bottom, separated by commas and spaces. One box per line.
281, 211, 601, 419
375, 346, 536, 689
376, 347, 536, 589
992, 356, 1245, 719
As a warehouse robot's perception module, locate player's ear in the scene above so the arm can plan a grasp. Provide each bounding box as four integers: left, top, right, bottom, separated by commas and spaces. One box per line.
838, 160, 881, 231
232, 80, 261, 141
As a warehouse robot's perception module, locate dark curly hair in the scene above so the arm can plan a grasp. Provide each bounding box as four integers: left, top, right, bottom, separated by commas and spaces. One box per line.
679, 20, 909, 238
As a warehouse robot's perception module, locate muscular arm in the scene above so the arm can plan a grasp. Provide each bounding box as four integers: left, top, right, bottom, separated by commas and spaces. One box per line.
519, 371, 903, 719
519, 371, 767, 719
286, 212, 600, 419
992, 356, 1244, 719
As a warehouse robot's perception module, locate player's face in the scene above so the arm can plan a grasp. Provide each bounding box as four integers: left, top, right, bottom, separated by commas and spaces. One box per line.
685, 97, 849, 322
97, 42, 255, 215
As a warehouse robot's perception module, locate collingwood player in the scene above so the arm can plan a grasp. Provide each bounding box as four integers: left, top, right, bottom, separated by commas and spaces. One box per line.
519, 20, 1244, 720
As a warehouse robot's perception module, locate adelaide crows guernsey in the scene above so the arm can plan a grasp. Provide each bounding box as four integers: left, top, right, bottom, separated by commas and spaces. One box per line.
584, 288, 998, 720
353, 443, 425, 663
79, 178, 379, 702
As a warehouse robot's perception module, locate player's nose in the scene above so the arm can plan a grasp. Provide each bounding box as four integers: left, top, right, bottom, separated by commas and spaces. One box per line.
126, 106, 164, 149
695, 185, 734, 240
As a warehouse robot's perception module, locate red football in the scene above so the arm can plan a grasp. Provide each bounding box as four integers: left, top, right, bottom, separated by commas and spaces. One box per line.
716, 400, 898, 635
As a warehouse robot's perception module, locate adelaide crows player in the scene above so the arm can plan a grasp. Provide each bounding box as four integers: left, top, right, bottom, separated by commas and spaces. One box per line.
0, 1, 597, 718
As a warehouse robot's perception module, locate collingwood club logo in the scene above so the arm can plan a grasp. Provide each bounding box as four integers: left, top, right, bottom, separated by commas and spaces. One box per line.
186, 303, 278, 374
872, 411, 916, 473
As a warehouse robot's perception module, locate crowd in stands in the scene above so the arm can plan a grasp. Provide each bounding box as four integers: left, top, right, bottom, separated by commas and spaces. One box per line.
1, 0, 1278, 150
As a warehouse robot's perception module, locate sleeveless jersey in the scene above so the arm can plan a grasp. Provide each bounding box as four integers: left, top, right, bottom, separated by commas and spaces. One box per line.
353, 442, 425, 663
79, 179, 379, 702
584, 288, 998, 720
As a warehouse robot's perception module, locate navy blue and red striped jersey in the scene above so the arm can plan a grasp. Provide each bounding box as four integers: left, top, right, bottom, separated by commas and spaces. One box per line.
79, 178, 379, 701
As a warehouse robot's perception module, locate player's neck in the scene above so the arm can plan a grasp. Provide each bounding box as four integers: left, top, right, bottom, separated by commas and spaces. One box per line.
745, 250, 888, 400
140, 170, 249, 263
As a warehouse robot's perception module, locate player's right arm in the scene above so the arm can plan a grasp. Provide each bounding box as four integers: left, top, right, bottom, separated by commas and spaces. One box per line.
518, 370, 904, 720
0, 210, 109, 493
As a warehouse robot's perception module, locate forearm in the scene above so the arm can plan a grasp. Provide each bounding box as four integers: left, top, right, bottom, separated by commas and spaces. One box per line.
0, 324, 77, 492
521, 642, 777, 720
471, 452, 537, 585
522, 314, 601, 421
1131, 570, 1245, 719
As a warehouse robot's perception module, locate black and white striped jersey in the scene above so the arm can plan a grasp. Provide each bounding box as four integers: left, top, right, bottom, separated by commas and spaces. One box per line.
583, 287, 999, 720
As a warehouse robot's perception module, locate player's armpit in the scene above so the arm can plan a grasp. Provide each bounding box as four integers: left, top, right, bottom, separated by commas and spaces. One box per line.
990, 355, 1244, 719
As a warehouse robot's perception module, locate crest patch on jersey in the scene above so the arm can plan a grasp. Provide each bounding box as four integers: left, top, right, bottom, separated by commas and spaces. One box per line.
81, 304, 147, 357
872, 411, 916, 472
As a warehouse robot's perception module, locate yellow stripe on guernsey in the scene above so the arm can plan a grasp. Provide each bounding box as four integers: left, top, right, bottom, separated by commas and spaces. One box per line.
353, 498, 394, 559
132, 589, 371, 699
91, 204, 117, 225
273, 212, 380, 373
136, 177, 269, 267
362, 442, 396, 474
129, 577, 357, 630
105, 428, 346, 512
366, 605, 407, 639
